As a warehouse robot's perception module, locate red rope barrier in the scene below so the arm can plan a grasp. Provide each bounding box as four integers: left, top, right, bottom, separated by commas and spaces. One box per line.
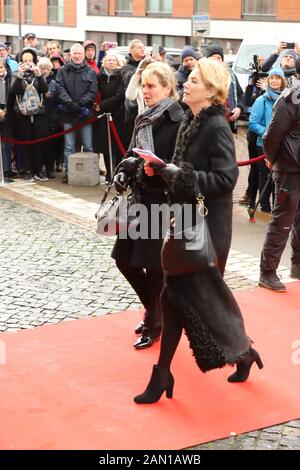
0, 114, 104, 145
237, 154, 265, 167
109, 119, 126, 156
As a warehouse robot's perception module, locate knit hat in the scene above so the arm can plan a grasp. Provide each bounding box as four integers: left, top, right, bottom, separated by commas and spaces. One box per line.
50, 52, 65, 66
282, 49, 298, 62
181, 45, 201, 62
268, 67, 285, 79
20, 47, 38, 64
0, 42, 8, 50
83, 40, 96, 51
205, 43, 224, 61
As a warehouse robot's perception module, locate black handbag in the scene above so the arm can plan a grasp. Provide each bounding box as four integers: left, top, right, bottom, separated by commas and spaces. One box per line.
95, 163, 138, 237
161, 175, 218, 276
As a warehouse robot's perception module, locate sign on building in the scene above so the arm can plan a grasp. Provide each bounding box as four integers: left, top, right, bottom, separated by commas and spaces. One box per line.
192, 14, 210, 37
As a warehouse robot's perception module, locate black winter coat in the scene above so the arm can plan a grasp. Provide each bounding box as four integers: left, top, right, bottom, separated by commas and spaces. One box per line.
263, 86, 300, 172
171, 105, 238, 275
111, 101, 184, 270
55, 60, 97, 122
163, 105, 250, 372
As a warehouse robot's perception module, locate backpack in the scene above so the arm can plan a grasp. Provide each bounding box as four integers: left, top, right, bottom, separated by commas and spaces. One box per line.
16, 78, 43, 116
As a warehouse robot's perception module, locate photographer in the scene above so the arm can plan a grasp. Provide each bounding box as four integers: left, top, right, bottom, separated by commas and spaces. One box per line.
261, 42, 300, 79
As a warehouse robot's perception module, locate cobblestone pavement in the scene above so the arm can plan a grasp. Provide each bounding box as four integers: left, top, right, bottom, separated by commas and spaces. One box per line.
0, 132, 299, 451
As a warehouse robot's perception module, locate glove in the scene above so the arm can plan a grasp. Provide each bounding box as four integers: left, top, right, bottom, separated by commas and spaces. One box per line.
68, 102, 81, 116
150, 163, 180, 184
114, 172, 129, 193
121, 156, 139, 175
79, 107, 90, 118
58, 103, 67, 112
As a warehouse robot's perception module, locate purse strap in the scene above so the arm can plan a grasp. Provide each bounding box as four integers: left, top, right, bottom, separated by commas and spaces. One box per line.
100, 160, 126, 205
193, 173, 207, 213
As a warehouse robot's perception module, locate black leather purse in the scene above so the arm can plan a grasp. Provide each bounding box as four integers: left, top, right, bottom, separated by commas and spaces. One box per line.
161, 175, 218, 276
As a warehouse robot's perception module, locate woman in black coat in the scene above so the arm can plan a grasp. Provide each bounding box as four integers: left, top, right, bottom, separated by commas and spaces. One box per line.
112, 62, 184, 349
95, 54, 127, 181
134, 58, 263, 404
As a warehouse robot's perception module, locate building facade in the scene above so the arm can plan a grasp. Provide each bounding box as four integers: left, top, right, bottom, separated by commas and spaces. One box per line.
1, 1, 300, 54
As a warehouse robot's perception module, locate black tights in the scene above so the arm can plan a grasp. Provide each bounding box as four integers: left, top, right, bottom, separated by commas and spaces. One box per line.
157, 288, 183, 370
116, 260, 163, 337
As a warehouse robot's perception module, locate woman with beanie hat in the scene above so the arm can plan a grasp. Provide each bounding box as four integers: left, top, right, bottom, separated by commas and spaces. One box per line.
249, 67, 286, 212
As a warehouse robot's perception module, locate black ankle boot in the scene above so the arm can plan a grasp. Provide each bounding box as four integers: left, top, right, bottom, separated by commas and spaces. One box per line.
134, 365, 174, 404
227, 347, 264, 383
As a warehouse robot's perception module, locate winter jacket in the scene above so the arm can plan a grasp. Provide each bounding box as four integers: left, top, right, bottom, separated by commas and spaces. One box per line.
249, 88, 280, 147
263, 85, 300, 172
55, 60, 97, 122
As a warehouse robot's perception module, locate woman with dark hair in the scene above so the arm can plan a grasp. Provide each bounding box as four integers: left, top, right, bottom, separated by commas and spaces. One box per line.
112, 62, 184, 349
134, 58, 263, 404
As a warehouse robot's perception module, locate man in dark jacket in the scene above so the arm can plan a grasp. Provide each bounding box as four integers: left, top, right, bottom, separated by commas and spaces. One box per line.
55, 43, 98, 182
175, 45, 201, 99
259, 60, 300, 291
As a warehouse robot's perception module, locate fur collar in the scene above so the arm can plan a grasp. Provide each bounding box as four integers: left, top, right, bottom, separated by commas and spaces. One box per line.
173, 104, 226, 166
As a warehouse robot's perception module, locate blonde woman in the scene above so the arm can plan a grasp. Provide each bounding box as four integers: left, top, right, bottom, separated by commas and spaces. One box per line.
135, 58, 263, 404
112, 62, 184, 349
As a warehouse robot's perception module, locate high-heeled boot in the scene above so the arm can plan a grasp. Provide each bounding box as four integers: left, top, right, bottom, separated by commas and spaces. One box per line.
134, 365, 174, 404
227, 347, 263, 383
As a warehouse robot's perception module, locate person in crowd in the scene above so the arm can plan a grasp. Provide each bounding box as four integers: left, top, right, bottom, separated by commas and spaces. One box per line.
10, 47, 48, 181
112, 62, 184, 349
45, 40, 61, 57
97, 41, 114, 69
259, 58, 300, 292
0, 58, 15, 178
0, 42, 18, 72
15, 33, 43, 62
134, 58, 263, 404
83, 40, 99, 74
261, 42, 300, 79
63, 48, 71, 63
175, 45, 201, 99
49, 52, 64, 78
55, 43, 98, 183
125, 56, 154, 116
120, 39, 146, 139
205, 43, 244, 133
94, 53, 126, 181
239, 56, 267, 207
249, 68, 286, 213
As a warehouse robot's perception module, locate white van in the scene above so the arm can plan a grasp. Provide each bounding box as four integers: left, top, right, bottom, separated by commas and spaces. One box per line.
232, 35, 296, 90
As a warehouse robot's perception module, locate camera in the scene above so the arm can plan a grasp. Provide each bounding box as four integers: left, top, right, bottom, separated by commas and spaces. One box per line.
249, 54, 268, 84
284, 42, 295, 49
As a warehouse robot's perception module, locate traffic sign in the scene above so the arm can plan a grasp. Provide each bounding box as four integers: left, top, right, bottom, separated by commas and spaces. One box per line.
192, 14, 210, 37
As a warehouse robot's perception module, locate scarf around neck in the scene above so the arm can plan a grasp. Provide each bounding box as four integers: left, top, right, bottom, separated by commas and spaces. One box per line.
266, 86, 281, 102
134, 97, 174, 152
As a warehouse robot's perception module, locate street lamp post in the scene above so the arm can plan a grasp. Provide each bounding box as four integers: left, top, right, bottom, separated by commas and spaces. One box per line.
18, 0, 22, 52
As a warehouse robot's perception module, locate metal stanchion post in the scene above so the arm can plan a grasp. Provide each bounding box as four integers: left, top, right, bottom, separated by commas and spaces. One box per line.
0, 129, 14, 185
106, 113, 113, 181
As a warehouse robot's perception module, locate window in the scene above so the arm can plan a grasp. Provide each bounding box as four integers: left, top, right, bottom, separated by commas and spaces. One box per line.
25, 0, 32, 24
147, 0, 172, 15
87, 0, 109, 15
48, 0, 64, 24
4, 0, 14, 23
116, 0, 133, 14
242, 0, 276, 16
194, 0, 209, 13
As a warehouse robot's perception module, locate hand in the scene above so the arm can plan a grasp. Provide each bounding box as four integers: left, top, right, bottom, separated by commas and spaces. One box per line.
229, 107, 241, 122
17, 63, 25, 78
32, 64, 41, 76
0, 109, 5, 120
78, 107, 90, 118
256, 78, 268, 91
275, 42, 287, 55
121, 156, 139, 175
114, 172, 129, 192
68, 102, 81, 116
265, 159, 273, 170
149, 163, 179, 184
144, 161, 154, 176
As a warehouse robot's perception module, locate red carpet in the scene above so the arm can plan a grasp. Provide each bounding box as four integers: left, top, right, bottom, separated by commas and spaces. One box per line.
0, 282, 299, 450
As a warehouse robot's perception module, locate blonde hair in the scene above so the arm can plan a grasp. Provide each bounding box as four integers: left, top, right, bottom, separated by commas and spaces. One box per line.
142, 62, 178, 100
196, 58, 231, 105
103, 53, 126, 68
